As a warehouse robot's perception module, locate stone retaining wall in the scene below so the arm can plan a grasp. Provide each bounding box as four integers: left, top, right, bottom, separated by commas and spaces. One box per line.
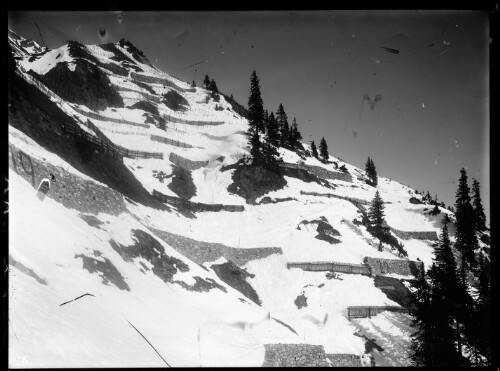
390, 227, 438, 241
325, 353, 363, 367
152, 189, 244, 212
149, 227, 282, 267
9, 144, 127, 216
283, 162, 353, 182
169, 152, 209, 170
262, 344, 361, 367
300, 191, 370, 206
363, 257, 423, 277
287, 261, 371, 275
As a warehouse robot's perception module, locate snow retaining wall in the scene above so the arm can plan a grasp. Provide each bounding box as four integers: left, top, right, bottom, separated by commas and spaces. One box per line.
9, 144, 127, 216
347, 306, 408, 320
169, 152, 209, 170
72, 106, 150, 128
62, 122, 164, 160
389, 227, 438, 241
283, 162, 353, 182
262, 344, 361, 367
113, 84, 162, 104
162, 112, 224, 127
300, 190, 370, 206
286, 261, 371, 275
130, 71, 196, 93
363, 257, 423, 277
150, 134, 194, 148
152, 189, 244, 212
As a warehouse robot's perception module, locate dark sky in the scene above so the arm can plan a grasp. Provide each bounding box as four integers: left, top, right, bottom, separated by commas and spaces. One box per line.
8, 10, 490, 221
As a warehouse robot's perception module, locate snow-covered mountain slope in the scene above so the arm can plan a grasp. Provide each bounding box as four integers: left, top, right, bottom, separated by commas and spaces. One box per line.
8, 29, 487, 367
8, 29, 49, 59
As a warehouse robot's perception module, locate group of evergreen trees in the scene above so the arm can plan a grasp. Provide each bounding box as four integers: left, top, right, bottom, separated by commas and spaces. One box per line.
310, 138, 329, 163
203, 74, 219, 93
365, 157, 378, 186
410, 168, 490, 366
246, 71, 304, 169
261, 104, 303, 150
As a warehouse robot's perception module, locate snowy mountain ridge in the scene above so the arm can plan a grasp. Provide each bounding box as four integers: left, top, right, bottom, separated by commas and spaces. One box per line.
8, 29, 484, 367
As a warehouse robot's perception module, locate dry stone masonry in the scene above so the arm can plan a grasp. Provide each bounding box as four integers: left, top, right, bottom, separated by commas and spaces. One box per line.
363, 257, 423, 277
262, 344, 361, 367
149, 227, 282, 267
390, 227, 438, 241
9, 144, 127, 216
169, 152, 209, 171
283, 162, 353, 182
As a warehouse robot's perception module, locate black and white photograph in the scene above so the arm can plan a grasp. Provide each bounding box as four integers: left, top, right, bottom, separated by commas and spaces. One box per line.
5, 9, 493, 367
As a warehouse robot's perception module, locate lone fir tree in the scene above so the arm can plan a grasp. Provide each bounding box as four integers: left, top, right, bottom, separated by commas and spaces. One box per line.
310, 140, 319, 159
410, 268, 435, 366
276, 103, 289, 146
248, 71, 265, 134
368, 190, 386, 236
288, 117, 303, 150
472, 179, 487, 232
319, 137, 329, 162
454, 168, 478, 284
209, 79, 219, 93
266, 112, 280, 148
203, 74, 210, 89
246, 71, 264, 162
365, 157, 378, 186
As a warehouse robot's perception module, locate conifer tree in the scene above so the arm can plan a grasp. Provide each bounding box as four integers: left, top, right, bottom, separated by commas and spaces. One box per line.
263, 109, 269, 134
427, 263, 465, 367
288, 117, 303, 150
248, 127, 261, 164
310, 140, 318, 159
472, 179, 487, 232
262, 119, 281, 170
365, 157, 378, 186
266, 112, 280, 148
432, 220, 469, 357
370, 159, 378, 186
475, 253, 491, 364
454, 168, 478, 284
248, 71, 265, 134
410, 268, 435, 366
276, 103, 288, 146
203, 74, 211, 89
368, 190, 385, 235
209, 79, 219, 93
319, 137, 329, 162
246, 71, 264, 162
365, 157, 373, 178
